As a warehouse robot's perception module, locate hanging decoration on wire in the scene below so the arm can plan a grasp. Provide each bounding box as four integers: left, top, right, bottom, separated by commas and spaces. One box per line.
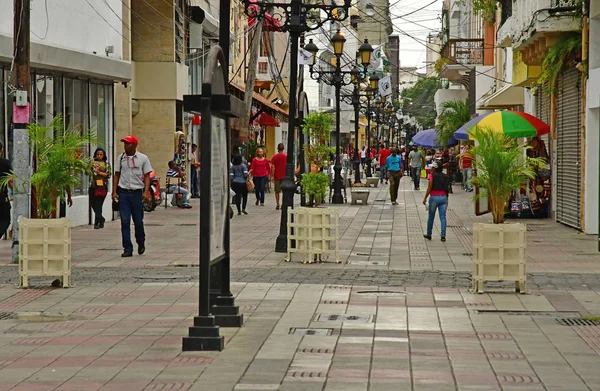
298, 47, 314, 65
378, 76, 393, 97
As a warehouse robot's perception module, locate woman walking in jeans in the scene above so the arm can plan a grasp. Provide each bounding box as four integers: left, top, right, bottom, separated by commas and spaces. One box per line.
249, 148, 270, 206
90, 147, 111, 229
423, 160, 450, 242
230, 154, 249, 215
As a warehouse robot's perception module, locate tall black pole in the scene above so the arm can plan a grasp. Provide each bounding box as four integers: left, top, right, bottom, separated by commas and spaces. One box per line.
332, 57, 344, 204
365, 98, 372, 177
275, 0, 300, 252
353, 86, 361, 184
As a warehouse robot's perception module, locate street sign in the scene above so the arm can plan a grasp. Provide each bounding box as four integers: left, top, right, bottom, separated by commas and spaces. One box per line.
210, 116, 228, 261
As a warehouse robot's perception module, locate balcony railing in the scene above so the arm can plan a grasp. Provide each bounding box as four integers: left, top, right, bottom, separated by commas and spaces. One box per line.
442, 38, 484, 66
551, 0, 582, 7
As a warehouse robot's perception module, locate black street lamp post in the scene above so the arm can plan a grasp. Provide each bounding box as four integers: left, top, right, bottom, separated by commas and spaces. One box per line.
304, 33, 373, 204
242, 0, 353, 252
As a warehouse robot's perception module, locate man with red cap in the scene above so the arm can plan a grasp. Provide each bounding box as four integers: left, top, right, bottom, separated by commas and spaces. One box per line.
112, 135, 153, 257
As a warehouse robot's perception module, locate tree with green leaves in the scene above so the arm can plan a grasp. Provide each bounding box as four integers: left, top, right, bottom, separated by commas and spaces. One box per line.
400, 77, 440, 129
436, 99, 470, 146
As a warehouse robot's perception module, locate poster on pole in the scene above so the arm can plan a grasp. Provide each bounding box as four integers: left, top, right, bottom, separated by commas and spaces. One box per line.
210, 116, 228, 261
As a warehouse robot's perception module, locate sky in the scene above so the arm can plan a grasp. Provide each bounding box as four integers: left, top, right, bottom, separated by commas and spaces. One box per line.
388, 0, 444, 70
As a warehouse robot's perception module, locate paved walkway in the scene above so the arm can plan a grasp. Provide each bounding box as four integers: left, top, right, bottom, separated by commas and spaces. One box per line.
0, 178, 600, 390
0, 282, 599, 391
1, 177, 598, 274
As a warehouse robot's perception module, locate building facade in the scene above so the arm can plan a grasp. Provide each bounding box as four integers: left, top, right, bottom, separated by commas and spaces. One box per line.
0, 0, 131, 227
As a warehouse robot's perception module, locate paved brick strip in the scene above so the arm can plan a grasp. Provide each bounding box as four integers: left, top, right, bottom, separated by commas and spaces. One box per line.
0, 287, 52, 312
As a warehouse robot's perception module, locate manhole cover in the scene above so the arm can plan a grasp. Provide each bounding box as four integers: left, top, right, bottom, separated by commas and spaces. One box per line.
135, 275, 189, 280
315, 314, 373, 323
356, 290, 408, 297
348, 260, 388, 266
557, 318, 600, 326
289, 328, 333, 336
475, 310, 580, 317
175, 223, 197, 227
0, 312, 13, 320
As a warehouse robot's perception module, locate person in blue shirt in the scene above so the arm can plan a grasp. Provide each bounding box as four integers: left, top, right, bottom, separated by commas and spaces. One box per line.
385, 148, 403, 205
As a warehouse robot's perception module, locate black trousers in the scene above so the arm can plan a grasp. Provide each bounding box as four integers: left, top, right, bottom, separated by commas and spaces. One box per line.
231, 181, 248, 213
90, 188, 107, 224
0, 200, 10, 239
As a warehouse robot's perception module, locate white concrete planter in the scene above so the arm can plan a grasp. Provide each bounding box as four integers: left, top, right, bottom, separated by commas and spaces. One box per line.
471, 223, 527, 294
350, 189, 370, 205
366, 177, 379, 188
286, 207, 340, 264
18, 217, 72, 288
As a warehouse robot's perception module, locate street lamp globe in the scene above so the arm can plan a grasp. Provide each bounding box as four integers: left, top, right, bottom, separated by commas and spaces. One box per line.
331, 30, 346, 56
304, 39, 319, 66
358, 39, 373, 67
350, 67, 361, 84
369, 74, 379, 90
366, 86, 374, 97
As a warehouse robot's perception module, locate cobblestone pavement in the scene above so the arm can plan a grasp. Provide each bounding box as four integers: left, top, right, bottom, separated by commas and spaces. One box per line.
2, 177, 599, 275
0, 282, 598, 391
0, 266, 599, 291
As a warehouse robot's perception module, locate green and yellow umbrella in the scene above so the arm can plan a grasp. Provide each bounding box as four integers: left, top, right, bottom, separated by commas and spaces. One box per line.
454, 111, 550, 140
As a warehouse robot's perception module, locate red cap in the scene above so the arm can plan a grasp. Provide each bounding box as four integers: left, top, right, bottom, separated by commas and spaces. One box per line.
121, 135, 139, 145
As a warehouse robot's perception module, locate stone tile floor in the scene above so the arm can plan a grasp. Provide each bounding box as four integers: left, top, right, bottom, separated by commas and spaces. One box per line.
0, 283, 598, 390
1, 178, 598, 274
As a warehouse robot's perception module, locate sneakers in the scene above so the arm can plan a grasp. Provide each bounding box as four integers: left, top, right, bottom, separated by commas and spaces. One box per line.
121, 251, 133, 258
441, 237, 446, 242
242, 210, 248, 215
423, 235, 432, 240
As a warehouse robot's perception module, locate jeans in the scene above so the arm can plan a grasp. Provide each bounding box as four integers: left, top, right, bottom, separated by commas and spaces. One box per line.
118, 190, 145, 253
231, 181, 248, 213
427, 196, 448, 238
388, 171, 402, 202
167, 185, 190, 205
462, 168, 473, 190
253, 175, 268, 204
410, 167, 421, 189
190, 167, 199, 196
0, 200, 10, 239
380, 166, 387, 183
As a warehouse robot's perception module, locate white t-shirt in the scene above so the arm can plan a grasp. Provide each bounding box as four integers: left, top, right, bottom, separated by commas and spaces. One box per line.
360, 149, 366, 158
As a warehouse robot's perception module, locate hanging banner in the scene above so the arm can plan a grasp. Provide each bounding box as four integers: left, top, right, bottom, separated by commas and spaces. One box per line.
370, 45, 382, 69
379, 76, 392, 97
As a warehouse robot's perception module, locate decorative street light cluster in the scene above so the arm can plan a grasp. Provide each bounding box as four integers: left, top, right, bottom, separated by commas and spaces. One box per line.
302, 31, 374, 203
241, 0, 354, 252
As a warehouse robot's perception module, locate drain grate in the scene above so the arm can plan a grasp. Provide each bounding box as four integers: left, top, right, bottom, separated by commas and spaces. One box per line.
348, 260, 388, 266
315, 314, 373, 323
321, 300, 347, 305
299, 347, 332, 354
289, 328, 333, 336
475, 310, 580, 317
145, 223, 164, 227
356, 290, 408, 297
287, 370, 326, 379
175, 223, 197, 227
0, 312, 14, 320
497, 374, 540, 384
463, 253, 473, 256
557, 318, 600, 326
99, 248, 120, 251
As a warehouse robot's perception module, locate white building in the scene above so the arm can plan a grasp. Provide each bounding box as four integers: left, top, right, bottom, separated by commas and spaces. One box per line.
0, 0, 131, 226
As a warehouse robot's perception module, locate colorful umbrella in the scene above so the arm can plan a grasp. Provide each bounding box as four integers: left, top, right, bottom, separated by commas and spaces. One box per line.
412, 128, 458, 148
453, 111, 550, 140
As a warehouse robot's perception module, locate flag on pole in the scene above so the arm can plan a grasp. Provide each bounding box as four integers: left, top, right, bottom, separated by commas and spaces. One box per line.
298, 47, 313, 65
370, 45, 381, 69
378, 76, 392, 97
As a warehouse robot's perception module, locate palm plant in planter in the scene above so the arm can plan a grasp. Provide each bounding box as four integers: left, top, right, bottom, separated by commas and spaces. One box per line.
0, 116, 96, 287
301, 111, 332, 206
468, 126, 545, 293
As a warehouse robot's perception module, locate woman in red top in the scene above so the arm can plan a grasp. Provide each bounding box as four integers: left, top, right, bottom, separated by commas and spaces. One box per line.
423, 160, 450, 242
249, 148, 271, 206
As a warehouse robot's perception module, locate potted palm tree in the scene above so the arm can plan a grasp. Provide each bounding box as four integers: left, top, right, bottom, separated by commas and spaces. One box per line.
468, 126, 545, 293
287, 112, 340, 264
1, 116, 96, 287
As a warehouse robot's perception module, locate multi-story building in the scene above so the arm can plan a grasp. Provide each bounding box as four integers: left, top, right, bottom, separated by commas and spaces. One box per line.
0, 0, 131, 226
495, 0, 589, 232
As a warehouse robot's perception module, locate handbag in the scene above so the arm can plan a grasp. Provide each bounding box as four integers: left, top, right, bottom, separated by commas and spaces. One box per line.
93, 187, 107, 197
246, 177, 255, 192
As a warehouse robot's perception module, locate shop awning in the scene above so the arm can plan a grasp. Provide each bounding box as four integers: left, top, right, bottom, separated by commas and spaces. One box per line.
479, 85, 524, 109
259, 112, 280, 127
